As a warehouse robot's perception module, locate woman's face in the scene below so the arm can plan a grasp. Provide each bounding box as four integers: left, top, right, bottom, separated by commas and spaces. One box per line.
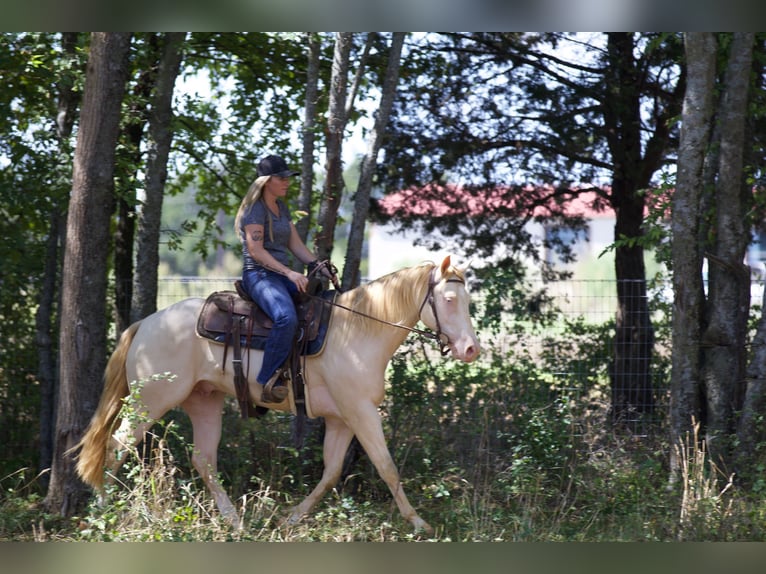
264, 175, 290, 198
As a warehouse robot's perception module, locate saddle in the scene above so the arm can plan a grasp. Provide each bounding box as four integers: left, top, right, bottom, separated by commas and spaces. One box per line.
196, 279, 335, 419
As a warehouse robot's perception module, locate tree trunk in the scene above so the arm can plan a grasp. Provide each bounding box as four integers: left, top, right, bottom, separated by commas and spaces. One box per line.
739, 285, 766, 472
342, 33, 405, 290
604, 34, 656, 424
737, 38, 766, 475
294, 32, 321, 252
700, 32, 754, 467
314, 33, 353, 261
131, 32, 185, 323
669, 32, 717, 479
36, 210, 64, 485
115, 35, 159, 333
43, 32, 131, 517
37, 32, 81, 483
611, 185, 656, 422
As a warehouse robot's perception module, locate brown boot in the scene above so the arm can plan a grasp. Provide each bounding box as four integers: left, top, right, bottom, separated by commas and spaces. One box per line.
261, 372, 288, 403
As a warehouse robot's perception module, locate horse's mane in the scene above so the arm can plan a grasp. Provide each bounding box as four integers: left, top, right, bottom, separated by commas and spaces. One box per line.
334, 261, 466, 336
335, 262, 434, 335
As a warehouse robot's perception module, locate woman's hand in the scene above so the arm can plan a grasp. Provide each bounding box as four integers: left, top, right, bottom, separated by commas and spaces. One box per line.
308, 259, 340, 289
288, 270, 309, 293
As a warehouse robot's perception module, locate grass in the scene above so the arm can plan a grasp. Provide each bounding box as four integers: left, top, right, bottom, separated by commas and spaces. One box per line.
3, 312, 766, 542
4, 398, 766, 542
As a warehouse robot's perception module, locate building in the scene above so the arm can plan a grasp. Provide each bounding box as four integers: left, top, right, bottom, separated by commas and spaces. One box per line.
367, 184, 619, 281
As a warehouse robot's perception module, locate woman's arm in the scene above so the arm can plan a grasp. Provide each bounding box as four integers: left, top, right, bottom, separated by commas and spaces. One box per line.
288, 222, 319, 265
289, 223, 339, 286
244, 222, 308, 291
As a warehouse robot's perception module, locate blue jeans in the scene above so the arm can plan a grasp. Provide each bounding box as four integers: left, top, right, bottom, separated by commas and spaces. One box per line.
242, 268, 299, 385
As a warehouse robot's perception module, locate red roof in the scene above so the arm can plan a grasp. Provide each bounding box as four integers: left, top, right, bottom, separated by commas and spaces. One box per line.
377, 184, 617, 220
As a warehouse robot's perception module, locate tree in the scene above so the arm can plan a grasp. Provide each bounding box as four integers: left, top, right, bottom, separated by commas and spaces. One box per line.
699, 33, 755, 467
670, 33, 764, 478
0, 33, 87, 479
113, 35, 157, 334
601, 33, 683, 422
378, 33, 685, 421
158, 33, 397, 276
44, 32, 132, 517
342, 32, 405, 290
294, 32, 322, 251
131, 32, 185, 323
669, 32, 717, 478
169, 33, 313, 261
37, 32, 83, 481
738, 38, 766, 468
314, 32, 353, 262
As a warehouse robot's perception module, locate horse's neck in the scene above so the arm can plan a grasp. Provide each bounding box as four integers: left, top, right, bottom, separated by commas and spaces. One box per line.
339, 265, 431, 327
327, 266, 429, 360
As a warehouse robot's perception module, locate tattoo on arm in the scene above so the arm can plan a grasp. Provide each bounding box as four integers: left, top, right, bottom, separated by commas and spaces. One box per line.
249, 229, 264, 243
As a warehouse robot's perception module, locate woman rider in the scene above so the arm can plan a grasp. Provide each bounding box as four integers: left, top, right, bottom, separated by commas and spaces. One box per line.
233, 154, 334, 403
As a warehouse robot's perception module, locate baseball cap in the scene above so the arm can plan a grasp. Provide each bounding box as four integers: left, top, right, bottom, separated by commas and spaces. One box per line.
257, 155, 300, 178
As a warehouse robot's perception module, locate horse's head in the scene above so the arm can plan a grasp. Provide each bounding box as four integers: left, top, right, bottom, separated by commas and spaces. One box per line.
419, 256, 480, 363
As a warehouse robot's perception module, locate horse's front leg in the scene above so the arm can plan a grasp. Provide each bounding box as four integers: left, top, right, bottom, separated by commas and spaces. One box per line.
282, 415, 354, 527
346, 401, 434, 535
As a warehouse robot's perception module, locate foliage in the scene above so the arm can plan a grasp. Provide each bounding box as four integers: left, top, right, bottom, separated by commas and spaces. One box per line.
379, 31, 683, 202
5, 290, 766, 541
5, 31, 766, 541
0, 33, 87, 479
0, 32, 386, 480
167, 33, 384, 262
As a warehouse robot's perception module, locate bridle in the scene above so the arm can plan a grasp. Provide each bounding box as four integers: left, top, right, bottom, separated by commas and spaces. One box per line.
308, 264, 465, 356
417, 267, 466, 355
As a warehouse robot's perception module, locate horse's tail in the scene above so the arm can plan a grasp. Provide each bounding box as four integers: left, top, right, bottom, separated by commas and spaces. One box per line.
73, 320, 141, 490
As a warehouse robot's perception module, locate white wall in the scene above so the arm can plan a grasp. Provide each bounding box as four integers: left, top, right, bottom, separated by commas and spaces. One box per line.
366, 223, 453, 280
366, 215, 617, 281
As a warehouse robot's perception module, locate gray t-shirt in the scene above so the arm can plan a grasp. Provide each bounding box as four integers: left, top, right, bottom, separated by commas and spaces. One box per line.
240, 199, 293, 271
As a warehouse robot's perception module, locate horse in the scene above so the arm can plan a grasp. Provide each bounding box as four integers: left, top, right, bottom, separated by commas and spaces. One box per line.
73, 255, 480, 534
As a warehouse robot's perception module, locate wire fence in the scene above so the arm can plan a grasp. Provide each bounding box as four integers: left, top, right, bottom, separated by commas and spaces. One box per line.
158, 276, 242, 308
155, 275, 766, 439
4, 276, 761, 482
157, 275, 675, 436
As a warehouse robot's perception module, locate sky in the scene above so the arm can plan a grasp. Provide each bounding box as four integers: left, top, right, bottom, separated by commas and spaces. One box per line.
175, 66, 373, 170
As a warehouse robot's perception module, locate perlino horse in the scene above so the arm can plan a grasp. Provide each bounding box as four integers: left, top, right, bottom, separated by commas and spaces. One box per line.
73, 256, 480, 534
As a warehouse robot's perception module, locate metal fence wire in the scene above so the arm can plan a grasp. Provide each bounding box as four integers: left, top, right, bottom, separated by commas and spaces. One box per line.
157, 276, 677, 436
155, 276, 766, 438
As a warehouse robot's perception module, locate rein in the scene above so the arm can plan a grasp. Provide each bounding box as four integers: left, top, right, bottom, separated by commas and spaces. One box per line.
419, 269, 466, 355
307, 266, 464, 355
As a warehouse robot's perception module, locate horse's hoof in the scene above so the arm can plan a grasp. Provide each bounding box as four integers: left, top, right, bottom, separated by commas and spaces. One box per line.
277, 512, 302, 529
411, 516, 434, 536
220, 509, 243, 530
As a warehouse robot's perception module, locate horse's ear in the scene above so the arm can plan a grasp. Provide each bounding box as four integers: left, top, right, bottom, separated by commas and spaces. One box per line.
440, 255, 451, 275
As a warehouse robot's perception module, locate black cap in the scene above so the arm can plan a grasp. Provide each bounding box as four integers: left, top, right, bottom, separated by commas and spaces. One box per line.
257, 155, 300, 178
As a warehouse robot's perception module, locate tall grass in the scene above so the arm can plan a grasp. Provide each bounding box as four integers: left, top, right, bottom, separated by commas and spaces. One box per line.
675, 422, 736, 540
4, 302, 766, 541
3, 383, 766, 541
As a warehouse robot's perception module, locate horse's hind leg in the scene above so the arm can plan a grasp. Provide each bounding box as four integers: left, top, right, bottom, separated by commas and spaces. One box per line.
104, 418, 155, 485
180, 385, 240, 528
283, 415, 355, 527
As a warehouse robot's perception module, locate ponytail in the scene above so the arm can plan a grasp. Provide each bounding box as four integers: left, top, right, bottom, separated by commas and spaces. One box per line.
234, 175, 271, 239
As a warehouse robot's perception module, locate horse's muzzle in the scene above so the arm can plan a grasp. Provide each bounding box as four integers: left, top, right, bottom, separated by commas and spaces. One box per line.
451, 334, 480, 363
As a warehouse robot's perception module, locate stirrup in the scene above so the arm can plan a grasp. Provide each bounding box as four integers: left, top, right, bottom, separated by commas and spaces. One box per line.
261, 372, 288, 403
